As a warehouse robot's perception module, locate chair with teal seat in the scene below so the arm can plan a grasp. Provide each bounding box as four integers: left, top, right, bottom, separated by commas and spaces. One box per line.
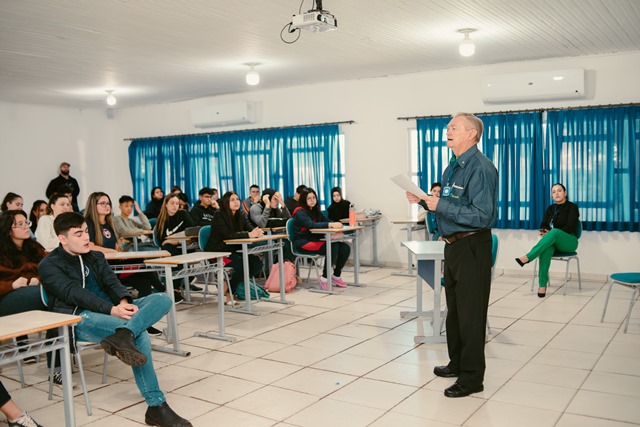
531, 222, 582, 295
41, 287, 108, 416
197, 225, 235, 304
286, 219, 323, 284
601, 272, 640, 333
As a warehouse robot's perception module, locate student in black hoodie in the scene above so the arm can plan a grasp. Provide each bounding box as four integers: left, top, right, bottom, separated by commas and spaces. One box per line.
190, 187, 219, 226
144, 187, 164, 219
327, 186, 352, 222
205, 191, 263, 294
154, 194, 194, 257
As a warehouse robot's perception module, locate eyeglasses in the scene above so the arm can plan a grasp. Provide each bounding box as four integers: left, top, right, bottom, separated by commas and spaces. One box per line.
97, 202, 112, 207
12, 220, 32, 229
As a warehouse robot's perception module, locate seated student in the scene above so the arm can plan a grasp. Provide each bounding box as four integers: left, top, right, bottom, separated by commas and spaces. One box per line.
190, 187, 219, 226
176, 193, 190, 212
211, 188, 220, 201
424, 182, 442, 240
1, 379, 43, 427
250, 188, 291, 228
56, 184, 79, 212
85, 193, 176, 333
35, 194, 73, 252
290, 188, 351, 290
205, 191, 264, 297
327, 186, 351, 221
1, 193, 23, 212
113, 195, 152, 242
241, 184, 261, 215
0, 210, 48, 366
39, 212, 192, 427
144, 187, 164, 219
29, 200, 47, 234
154, 193, 195, 257
284, 184, 306, 213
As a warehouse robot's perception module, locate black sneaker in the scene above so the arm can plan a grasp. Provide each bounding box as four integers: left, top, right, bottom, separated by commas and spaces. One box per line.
52, 371, 78, 389
189, 284, 203, 292
173, 290, 184, 303
8, 412, 43, 427
146, 326, 163, 336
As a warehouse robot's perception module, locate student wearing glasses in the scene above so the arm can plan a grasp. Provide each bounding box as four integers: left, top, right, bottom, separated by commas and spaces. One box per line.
0, 210, 47, 365
190, 187, 219, 226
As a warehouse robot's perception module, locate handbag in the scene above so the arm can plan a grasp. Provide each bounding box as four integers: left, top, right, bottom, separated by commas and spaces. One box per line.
235, 279, 270, 301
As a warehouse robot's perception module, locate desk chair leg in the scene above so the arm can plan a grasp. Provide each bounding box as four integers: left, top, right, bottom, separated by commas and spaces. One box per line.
12, 338, 26, 388
531, 260, 538, 291
575, 258, 582, 290
601, 280, 615, 322
624, 287, 640, 333
76, 350, 92, 416
48, 350, 56, 400
563, 260, 571, 295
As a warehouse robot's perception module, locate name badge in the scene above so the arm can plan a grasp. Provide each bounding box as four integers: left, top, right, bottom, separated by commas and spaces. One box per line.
442, 186, 452, 197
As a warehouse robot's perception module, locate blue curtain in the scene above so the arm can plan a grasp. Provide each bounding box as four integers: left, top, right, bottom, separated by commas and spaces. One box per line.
417, 113, 543, 229
546, 106, 640, 231
128, 124, 343, 209
478, 112, 543, 229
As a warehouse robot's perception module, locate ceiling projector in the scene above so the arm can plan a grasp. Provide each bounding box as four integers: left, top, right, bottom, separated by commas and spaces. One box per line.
291, 10, 337, 32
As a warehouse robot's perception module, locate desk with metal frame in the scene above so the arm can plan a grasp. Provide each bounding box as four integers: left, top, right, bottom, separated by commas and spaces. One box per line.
223, 234, 293, 315
390, 219, 425, 277
0, 311, 81, 427
119, 230, 153, 251
401, 240, 446, 344
145, 252, 233, 347
260, 226, 287, 271
309, 225, 364, 294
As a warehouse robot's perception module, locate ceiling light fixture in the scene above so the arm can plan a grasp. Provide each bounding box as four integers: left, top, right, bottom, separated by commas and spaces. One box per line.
105, 90, 117, 106
457, 28, 477, 57
245, 63, 260, 86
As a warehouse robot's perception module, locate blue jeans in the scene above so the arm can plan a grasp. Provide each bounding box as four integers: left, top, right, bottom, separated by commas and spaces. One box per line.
74, 293, 172, 406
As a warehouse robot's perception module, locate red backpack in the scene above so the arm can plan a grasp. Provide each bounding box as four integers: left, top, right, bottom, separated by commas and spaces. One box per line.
264, 260, 297, 293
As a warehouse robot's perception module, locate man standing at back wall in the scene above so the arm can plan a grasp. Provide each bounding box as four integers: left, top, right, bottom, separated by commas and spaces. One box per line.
46, 162, 80, 211
406, 112, 498, 398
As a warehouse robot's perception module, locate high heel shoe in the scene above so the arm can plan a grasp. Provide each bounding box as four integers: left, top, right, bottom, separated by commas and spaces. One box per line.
537, 287, 547, 298
515, 257, 527, 267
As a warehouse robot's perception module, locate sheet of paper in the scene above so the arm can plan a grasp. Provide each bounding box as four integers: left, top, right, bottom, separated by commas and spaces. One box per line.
390, 174, 428, 198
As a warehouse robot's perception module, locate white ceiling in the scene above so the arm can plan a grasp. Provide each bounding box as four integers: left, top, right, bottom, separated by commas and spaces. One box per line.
1, 0, 639, 109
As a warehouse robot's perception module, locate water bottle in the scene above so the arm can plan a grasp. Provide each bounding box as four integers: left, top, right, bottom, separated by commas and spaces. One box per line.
348, 204, 356, 226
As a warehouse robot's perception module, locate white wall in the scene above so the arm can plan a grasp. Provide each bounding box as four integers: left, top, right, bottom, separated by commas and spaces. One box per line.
1, 51, 639, 277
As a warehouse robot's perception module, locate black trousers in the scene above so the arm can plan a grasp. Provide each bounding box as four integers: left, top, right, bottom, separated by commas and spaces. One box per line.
227, 253, 264, 293
297, 241, 351, 278
443, 229, 492, 388
0, 379, 10, 407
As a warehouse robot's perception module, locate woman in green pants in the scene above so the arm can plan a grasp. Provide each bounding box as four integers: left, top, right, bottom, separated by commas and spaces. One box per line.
515, 183, 580, 297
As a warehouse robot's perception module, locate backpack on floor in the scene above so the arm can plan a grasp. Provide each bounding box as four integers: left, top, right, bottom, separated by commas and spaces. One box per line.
235, 279, 270, 301
264, 260, 297, 293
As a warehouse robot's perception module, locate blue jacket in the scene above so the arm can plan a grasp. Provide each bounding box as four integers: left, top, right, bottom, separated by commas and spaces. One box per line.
290, 207, 331, 251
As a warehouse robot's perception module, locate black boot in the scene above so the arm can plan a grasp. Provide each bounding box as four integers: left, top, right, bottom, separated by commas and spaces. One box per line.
100, 328, 147, 367
145, 402, 192, 427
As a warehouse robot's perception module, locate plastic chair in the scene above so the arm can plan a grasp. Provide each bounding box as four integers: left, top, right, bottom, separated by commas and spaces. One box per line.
285, 219, 323, 284
601, 272, 640, 333
197, 225, 235, 304
41, 287, 108, 416
531, 222, 582, 295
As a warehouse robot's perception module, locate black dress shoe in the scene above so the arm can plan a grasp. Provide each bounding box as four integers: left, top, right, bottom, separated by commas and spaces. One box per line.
433, 365, 459, 378
537, 287, 547, 298
100, 328, 147, 367
145, 402, 192, 427
189, 284, 202, 292
515, 257, 527, 267
444, 382, 484, 398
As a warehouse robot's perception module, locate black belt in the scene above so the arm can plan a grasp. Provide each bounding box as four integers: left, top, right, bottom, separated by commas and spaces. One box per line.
443, 229, 489, 245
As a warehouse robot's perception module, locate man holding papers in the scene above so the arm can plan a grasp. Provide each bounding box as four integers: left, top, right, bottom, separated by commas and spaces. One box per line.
405, 113, 497, 398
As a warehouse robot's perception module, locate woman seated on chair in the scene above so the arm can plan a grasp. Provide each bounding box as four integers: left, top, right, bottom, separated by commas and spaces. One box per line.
205, 191, 264, 299
326, 186, 351, 222
515, 183, 580, 298
154, 193, 195, 257
85, 193, 178, 333
28, 200, 47, 235
35, 194, 73, 251
290, 188, 350, 290
0, 210, 48, 365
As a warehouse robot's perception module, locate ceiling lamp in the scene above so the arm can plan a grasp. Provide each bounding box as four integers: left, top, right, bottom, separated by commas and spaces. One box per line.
105, 90, 117, 106
457, 28, 476, 57
245, 63, 260, 86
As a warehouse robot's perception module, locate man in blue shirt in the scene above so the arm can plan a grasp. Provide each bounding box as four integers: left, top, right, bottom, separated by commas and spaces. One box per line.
407, 113, 498, 398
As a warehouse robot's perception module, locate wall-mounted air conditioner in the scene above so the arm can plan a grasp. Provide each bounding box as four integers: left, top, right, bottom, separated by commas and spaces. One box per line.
481, 69, 585, 104
190, 101, 257, 128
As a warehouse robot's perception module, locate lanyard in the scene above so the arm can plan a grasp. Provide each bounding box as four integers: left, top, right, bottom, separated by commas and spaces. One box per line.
446, 156, 459, 186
